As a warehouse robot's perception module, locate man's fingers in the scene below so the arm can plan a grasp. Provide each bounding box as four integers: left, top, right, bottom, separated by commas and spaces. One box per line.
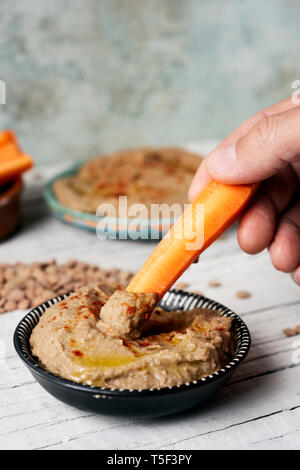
236, 165, 298, 254
188, 98, 300, 286
189, 97, 299, 201
238, 192, 277, 254
206, 106, 300, 184
188, 160, 211, 202
223, 96, 298, 146
269, 198, 300, 273
292, 265, 300, 285
259, 165, 299, 213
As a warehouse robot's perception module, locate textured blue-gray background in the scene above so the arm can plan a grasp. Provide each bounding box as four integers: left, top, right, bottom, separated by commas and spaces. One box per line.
0, 0, 299, 164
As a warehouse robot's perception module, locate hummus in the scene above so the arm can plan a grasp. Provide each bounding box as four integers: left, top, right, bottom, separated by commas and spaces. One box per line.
53, 147, 202, 215
30, 284, 233, 390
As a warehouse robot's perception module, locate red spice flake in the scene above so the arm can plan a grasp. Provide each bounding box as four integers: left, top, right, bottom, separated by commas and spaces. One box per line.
48, 315, 57, 323
139, 341, 150, 347
72, 350, 83, 358
110, 191, 127, 197
97, 182, 108, 189
124, 304, 135, 314
122, 339, 138, 356
84, 309, 97, 319
215, 327, 225, 331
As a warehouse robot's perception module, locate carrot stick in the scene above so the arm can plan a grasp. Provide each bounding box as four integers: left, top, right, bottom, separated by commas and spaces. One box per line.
0, 154, 33, 184
126, 181, 258, 298
0, 130, 19, 150
0, 130, 33, 184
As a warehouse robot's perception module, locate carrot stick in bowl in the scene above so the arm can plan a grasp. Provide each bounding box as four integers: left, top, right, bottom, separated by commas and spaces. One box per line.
126, 181, 258, 298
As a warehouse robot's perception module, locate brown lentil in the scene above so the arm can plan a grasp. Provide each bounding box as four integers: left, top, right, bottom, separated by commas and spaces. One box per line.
283, 328, 297, 337
0, 260, 134, 313
236, 290, 251, 299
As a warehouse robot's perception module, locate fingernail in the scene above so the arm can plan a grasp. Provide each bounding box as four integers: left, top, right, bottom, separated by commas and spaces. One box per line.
206, 144, 237, 178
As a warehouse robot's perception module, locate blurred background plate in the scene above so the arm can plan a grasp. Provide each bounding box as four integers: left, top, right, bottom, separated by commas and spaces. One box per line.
43, 164, 177, 241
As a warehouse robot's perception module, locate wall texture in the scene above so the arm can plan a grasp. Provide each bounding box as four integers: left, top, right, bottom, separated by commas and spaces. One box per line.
0, 0, 299, 164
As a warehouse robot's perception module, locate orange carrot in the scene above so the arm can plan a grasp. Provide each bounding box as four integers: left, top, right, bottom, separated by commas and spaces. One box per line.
126, 181, 258, 298
0, 141, 20, 161
0, 130, 33, 184
0, 130, 18, 149
0, 153, 33, 184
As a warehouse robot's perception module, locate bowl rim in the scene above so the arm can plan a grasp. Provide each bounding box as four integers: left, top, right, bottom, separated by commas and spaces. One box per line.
14, 289, 251, 397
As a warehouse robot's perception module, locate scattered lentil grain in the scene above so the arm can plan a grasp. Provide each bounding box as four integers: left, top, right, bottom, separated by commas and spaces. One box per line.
283, 328, 297, 337
192, 290, 203, 296
17, 299, 30, 310
174, 282, 189, 290
4, 300, 17, 311
208, 281, 221, 288
236, 290, 251, 299
0, 260, 134, 313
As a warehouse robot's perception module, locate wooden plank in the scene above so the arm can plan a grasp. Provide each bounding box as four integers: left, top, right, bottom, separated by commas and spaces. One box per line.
1, 364, 298, 450
159, 407, 300, 450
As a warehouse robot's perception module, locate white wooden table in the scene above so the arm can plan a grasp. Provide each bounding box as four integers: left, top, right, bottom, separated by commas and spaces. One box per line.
1, 144, 300, 450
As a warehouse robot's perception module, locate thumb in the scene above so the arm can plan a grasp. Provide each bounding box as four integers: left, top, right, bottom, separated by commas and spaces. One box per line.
206, 106, 300, 184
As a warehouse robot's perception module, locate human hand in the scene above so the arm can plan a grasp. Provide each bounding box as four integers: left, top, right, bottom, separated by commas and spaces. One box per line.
189, 98, 300, 284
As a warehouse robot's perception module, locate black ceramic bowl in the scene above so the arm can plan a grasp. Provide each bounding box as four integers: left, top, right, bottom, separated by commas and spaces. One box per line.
14, 289, 251, 418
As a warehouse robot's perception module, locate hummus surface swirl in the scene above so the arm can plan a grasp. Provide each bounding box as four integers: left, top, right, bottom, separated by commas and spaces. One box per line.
30, 284, 233, 390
